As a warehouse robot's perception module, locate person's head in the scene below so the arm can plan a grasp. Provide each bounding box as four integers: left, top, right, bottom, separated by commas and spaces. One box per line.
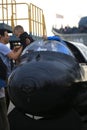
13, 25, 24, 37
0, 29, 10, 44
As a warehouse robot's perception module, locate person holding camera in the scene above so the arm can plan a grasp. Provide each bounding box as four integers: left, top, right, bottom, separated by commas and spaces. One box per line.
13, 25, 34, 50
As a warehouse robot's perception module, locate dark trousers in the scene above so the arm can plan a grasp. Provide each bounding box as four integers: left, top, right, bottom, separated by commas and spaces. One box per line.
5, 87, 10, 110
0, 97, 10, 130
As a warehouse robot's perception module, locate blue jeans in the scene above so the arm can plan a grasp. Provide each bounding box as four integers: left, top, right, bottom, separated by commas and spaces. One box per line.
0, 79, 6, 89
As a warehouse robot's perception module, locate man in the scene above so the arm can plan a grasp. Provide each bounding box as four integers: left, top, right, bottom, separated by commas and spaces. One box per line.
13, 25, 34, 50
0, 29, 23, 130
0, 57, 9, 130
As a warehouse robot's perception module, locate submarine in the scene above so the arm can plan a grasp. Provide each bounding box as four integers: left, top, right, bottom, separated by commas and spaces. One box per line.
7, 36, 87, 130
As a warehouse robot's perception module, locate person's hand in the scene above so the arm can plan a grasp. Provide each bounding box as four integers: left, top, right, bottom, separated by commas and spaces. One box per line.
26, 38, 31, 45
42, 35, 47, 40
13, 46, 22, 52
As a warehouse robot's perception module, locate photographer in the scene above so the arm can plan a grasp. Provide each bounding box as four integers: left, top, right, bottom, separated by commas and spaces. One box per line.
13, 25, 34, 50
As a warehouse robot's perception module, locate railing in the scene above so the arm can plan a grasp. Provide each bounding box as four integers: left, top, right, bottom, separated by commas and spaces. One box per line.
52, 28, 87, 46
0, 0, 47, 37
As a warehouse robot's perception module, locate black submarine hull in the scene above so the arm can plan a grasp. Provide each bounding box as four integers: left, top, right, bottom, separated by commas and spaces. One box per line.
8, 51, 81, 117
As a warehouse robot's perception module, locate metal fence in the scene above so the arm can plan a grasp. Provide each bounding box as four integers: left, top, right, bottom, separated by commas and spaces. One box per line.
57, 33, 87, 46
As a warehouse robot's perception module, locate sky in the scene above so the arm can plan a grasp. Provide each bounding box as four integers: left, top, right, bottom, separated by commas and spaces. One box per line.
11, 0, 87, 35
